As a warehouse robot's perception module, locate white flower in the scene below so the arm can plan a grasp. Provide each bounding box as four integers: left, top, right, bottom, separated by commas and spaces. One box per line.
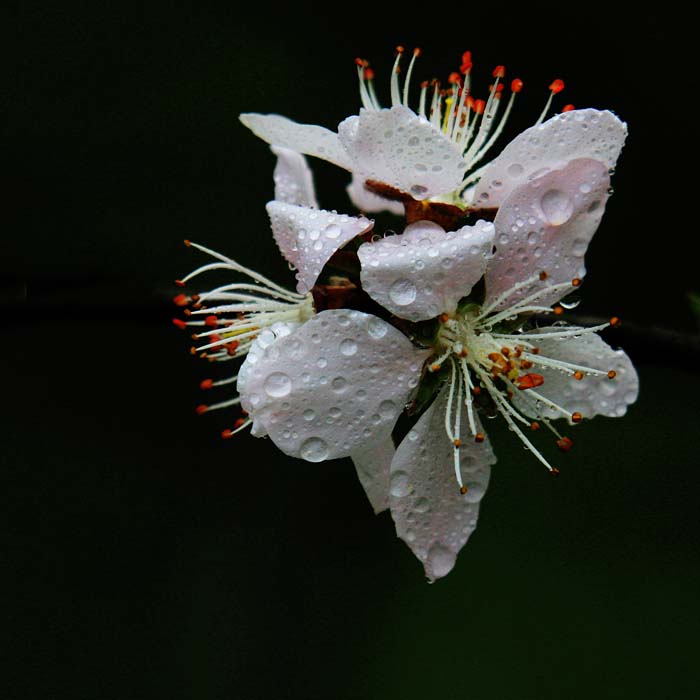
233, 155, 638, 581
239, 48, 625, 216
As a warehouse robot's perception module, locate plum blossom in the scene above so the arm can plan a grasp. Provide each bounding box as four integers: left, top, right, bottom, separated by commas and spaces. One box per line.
174, 52, 638, 582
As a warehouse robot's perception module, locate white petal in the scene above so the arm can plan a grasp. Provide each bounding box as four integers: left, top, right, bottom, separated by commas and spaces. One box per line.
351, 431, 395, 514
473, 109, 627, 208
239, 113, 352, 170
271, 146, 318, 208
346, 174, 404, 216
358, 219, 495, 322
511, 327, 639, 422
484, 158, 610, 310
389, 382, 495, 582
236, 310, 430, 462
338, 106, 466, 200
266, 201, 373, 294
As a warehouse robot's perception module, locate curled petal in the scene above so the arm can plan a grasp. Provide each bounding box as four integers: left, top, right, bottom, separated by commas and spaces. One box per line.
338, 106, 466, 201
485, 158, 610, 311
266, 201, 373, 294
511, 327, 639, 422
389, 382, 495, 582
239, 113, 352, 170
351, 431, 395, 514
237, 310, 430, 462
358, 219, 494, 322
271, 146, 318, 208
346, 174, 404, 216
473, 108, 627, 208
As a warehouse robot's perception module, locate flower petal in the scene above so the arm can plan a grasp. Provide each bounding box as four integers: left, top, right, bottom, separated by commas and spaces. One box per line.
239, 113, 352, 170
271, 146, 318, 208
473, 109, 627, 208
389, 382, 495, 582
484, 158, 610, 311
358, 219, 495, 322
237, 309, 430, 462
266, 201, 373, 294
337, 106, 466, 201
351, 431, 395, 514
346, 174, 404, 216
511, 327, 639, 422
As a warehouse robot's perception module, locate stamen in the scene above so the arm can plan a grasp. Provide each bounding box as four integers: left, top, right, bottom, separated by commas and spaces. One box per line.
402, 47, 421, 107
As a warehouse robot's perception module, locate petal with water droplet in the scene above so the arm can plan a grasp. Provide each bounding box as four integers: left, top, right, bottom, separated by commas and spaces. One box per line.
358, 219, 494, 322
389, 382, 495, 582
473, 108, 627, 207
266, 201, 373, 294
485, 158, 610, 310
271, 145, 319, 208
237, 310, 430, 462
351, 431, 395, 514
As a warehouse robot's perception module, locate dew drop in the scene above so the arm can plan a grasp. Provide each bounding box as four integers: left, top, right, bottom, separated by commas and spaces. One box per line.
324, 224, 341, 239
390, 470, 412, 497
426, 544, 456, 579
331, 376, 348, 392
263, 372, 292, 397
414, 497, 430, 514
299, 437, 330, 462
302, 408, 315, 421
340, 338, 358, 356
507, 162, 524, 177
540, 189, 574, 225
389, 278, 417, 306
378, 399, 396, 419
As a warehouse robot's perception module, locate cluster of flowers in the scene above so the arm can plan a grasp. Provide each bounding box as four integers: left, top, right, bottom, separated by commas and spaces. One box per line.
174, 48, 639, 581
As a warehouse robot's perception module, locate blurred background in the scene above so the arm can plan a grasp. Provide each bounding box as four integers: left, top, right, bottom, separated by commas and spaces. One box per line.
3, 2, 698, 699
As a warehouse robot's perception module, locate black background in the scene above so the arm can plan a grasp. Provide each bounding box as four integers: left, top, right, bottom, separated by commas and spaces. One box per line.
3, 3, 699, 699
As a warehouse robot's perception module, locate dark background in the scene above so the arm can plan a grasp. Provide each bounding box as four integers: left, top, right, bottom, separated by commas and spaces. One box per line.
3, 3, 699, 699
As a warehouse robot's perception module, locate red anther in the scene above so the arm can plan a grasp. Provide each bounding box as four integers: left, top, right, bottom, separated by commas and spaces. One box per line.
183, 239, 191, 247
439, 313, 450, 323
501, 347, 511, 357
453, 439, 461, 448
204, 315, 219, 328
183, 308, 192, 317
488, 352, 509, 373
173, 293, 189, 307
516, 373, 545, 390
572, 277, 582, 287
175, 279, 185, 287
460, 485, 468, 495
430, 363, 442, 372
465, 95, 475, 109
195, 404, 208, 415
209, 334, 222, 344
233, 417, 246, 429
472, 386, 481, 396
420, 80, 430, 89
511, 78, 523, 93
530, 421, 541, 431
607, 370, 617, 380
553, 306, 564, 316
571, 411, 583, 423
475, 433, 485, 443
474, 99, 485, 114
200, 378, 214, 390
549, 78, 565, 94
364, 67, 375, 81
172, 318, 187, 330
191, 333, 199, 341
395, 45, 405, 54
492, 65, 506, 79
562, 104, 575, 112
221, 429, 234, 439
531, 347, 540, 355
354, 57, 366, 67
514, 346, 523, 358
459, 349, 468, 358
609, 316, 622, 328
520, 359, 534, 369
190, 294, 200, 303
413, 47, 422, 57
539, 270, 548, 281
448, 72, 462, 85
573, 371, 584, 381
556, 436, 574, 452
226, 340, 240, 356
551, 467, 561, 476
461, 50, 472, 73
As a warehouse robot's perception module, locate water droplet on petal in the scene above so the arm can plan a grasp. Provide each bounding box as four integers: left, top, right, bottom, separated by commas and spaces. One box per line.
540, 189, 574, 225
263, 372, 292, 397
340, 339, 358, 356
389, 278, 417, 306
426, 544, 456, 579
299, 437, 329, 462
390, 470, 412, 497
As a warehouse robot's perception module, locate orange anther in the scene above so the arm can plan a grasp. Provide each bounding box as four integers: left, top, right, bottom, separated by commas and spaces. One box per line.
511, 78, 523, 93
200, 379, 214, 390
573, 371, 584, 381
204, 315, 219, 328
519, 359, 534, 370
364, 67, 375, 80
175, 279, 185, 287
531, 347, 540, 355
562, 104, 575, 112
173, 293, 189, 307
571, 412, 583, 423
607, 370, 617, 380
460, 485, 468, 495
530, 421, 541, 431
474, 99, 485, 114
500, 347, 511, 357
516, 373, 545, 390
413, 47, 422, 57
475, 433, 485, 443
233, 418, 246, 429
453, 439, 461, 448
549, 78, 565, 94
539, 270, 548, 281
553, 306, 564, 315
195, 404, 208, 415
430, 363, 442, 372
556, 436, 574, 452
609, 316, 621, 328
221, 429, 234, 439
472, 386, 481, 396
172, 318, 187, 330
492, 65, 505, 78
448, 72, 462, 85
395, 45, 405, 54
183, 239, 191, 247
459, 349, 468, 358
439, 313, 450, 323
572, 277, 582, 287
551, 467, 561, 476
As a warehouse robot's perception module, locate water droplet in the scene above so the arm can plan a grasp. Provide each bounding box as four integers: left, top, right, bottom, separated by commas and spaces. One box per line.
572, 238, 588, 256
378, 399, 396, 419
410, 184, 428, 198
331, 376, 348, 392
414, 497, 430, 513
541, 189, 574, 225
389, 278, 417, 306
426, 544, 456, 579
340, 339, 358, 356
264, 372, 292, 397
507, 162, 524, 177
390, 470, 412, 497
316, 357, 328, 368
329, 406, 342, 419
324, 224, 341, 239
299, 437, 329, 462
